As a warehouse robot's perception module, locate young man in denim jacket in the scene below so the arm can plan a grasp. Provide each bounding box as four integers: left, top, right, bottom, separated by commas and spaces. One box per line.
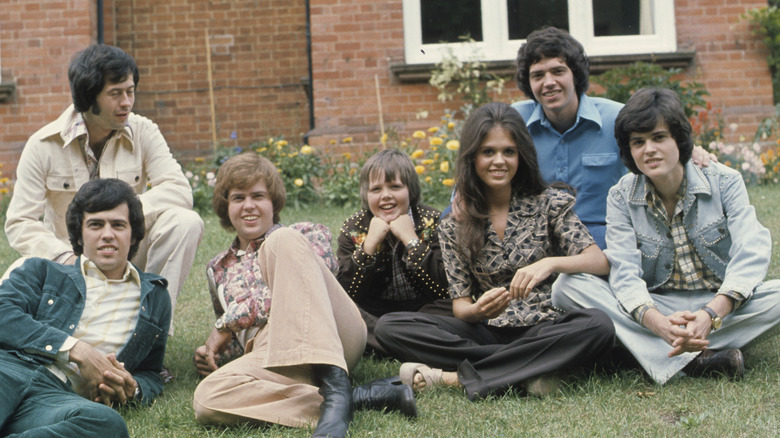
552, 88, 780, 384
0, 179, 171, 437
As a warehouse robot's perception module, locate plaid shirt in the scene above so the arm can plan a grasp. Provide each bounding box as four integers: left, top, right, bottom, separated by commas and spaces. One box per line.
439, 188, 594, 328
633, 179, 742, 323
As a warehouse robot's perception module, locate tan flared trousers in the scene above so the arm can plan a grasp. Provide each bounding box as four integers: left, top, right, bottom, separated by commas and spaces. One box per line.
193, 227, 366, 428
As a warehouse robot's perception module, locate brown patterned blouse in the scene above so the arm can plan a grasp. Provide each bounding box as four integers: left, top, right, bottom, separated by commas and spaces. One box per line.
438, 188, 594, 328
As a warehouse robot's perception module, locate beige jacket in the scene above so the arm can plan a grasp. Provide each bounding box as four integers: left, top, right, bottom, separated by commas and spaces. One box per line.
5, 105, 193, 260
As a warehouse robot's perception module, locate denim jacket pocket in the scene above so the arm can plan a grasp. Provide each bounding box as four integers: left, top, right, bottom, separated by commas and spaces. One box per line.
117, 316, 164, 370
693, 218, 731, 269
35, 287, 78, 326
582, 153, 619, 167
637, 236, 663, 280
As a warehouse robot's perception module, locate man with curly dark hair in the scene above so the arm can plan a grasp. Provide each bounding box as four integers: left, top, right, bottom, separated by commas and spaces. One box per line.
512, 26, 626, 249
0, 178, 171, 437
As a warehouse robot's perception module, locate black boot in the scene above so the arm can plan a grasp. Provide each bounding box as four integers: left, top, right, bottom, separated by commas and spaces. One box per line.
311, 365, 353, 438
353, 376, 417, 418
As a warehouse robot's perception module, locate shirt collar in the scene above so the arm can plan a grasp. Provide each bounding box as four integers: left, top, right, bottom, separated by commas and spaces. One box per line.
80, 255, 140, 285
525, 94, 603, 132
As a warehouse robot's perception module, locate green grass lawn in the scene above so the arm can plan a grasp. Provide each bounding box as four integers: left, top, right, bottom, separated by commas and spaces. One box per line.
1, 187, 779, 437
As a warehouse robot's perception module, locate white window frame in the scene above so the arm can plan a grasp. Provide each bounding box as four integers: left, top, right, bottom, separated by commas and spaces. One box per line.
402, 0, 677, 64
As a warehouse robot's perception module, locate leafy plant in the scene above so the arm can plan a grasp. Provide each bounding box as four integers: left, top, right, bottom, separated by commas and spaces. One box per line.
591, 61, 710, 118
743, 4, 780, 103
429, 37, 507, 117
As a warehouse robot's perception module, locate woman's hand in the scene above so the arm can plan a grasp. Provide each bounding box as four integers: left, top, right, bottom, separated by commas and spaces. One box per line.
509, 258, 555, 300
193, 328, 233, 377
453, 288, 511, 322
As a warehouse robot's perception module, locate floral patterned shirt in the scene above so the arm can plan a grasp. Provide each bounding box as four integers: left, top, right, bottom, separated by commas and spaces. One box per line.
208, 222, 337, 334
438, 188, 594, 328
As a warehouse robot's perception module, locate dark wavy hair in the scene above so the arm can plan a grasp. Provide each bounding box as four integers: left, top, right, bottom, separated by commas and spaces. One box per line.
515, 26, 590, 101
212, 153, 286, 231
66, 178, 145, 260
359, 149, 422, 212
455, 102, 547, 261
614, 87, 694, 174
68, 44, 139, 113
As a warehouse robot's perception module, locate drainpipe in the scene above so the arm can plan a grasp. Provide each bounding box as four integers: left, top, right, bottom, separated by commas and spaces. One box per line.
97, 0, 104, 44
304, 0, 315, 144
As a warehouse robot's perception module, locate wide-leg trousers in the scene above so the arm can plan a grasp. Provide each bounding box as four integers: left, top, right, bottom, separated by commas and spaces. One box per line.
552, 273, 780, 384
375, 308, 615, 401
0, 351, 129, 437
192, 228, 366, 428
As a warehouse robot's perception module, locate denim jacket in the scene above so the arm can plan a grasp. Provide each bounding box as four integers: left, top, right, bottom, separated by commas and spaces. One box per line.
0, 257, 171, 405
604, 161, 771, 314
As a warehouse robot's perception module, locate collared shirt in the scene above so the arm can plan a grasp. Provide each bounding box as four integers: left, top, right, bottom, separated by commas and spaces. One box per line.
48, 257, 141, 393
209, 222, 337, 340
513, 95, 626, 242
439, 188, 594, 328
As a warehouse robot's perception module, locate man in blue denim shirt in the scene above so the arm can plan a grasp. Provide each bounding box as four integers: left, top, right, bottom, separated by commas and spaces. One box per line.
512, 27, 626, 249
0, 178, 170, 437
553, 88, 780, 384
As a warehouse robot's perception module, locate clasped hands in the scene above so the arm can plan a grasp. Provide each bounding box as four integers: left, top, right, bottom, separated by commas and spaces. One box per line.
363, 215, 417, 256
70, 340, 138, 406
644, 308, 713, 357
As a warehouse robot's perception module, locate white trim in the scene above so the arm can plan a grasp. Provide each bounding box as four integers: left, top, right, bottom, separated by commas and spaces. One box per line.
402, 0, 677, 64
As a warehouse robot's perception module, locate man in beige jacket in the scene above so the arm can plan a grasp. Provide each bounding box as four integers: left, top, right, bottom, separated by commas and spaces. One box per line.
4, 44, 203, 344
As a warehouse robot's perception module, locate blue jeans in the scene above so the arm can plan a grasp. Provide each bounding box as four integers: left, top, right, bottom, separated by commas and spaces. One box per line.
0, 351, 129, 437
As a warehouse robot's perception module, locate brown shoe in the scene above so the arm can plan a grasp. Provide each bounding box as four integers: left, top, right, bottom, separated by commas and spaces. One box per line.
682, 349, 744, 379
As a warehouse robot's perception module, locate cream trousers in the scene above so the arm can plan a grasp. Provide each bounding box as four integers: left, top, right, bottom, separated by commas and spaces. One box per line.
192, 228, 366, 428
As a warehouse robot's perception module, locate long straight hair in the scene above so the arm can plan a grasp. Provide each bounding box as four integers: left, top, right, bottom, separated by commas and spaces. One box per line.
454, 102, 547, 261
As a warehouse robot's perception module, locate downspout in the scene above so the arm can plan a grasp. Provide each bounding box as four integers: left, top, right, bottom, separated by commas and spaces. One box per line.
304, 0, 315, 144
97, 0, 104, 44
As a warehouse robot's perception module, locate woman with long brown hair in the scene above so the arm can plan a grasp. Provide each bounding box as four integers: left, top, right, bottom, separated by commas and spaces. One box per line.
376, 102, 615, 400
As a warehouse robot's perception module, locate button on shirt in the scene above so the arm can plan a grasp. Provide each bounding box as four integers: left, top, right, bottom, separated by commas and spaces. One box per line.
513, 95, 626, 237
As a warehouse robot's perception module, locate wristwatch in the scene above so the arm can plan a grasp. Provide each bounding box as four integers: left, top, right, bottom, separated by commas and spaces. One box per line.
701, 306, 722, 331
405, 238, 420, 252
214, 316, 228, 332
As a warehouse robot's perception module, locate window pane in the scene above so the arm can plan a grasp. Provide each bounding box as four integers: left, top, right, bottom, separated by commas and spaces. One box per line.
593, 0, 652, 36
506, 0, 569, 40
421, 0, 483, 44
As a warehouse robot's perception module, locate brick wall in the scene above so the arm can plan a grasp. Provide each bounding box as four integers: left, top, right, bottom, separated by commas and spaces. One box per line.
308, 0, 774, 151
0, 0, 96, 176
0, 0, 775, 178
109, 0, 311, 161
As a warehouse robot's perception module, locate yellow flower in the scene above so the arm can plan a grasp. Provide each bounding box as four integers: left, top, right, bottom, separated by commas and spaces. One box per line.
342, 137, 353, 143
0, 177, 8, 184
423, 217, 434, 228
412, 131, 426, 139
428, 126, 439, 133
194, 157, 206, 163
411, 149, 424, 159
255, 147, 268, 153
440, 161, 450, 172
0, 188, 8, 194
401, 141, 408, 147
415, 165, 426, 174
425, 176, 432, 183
294, 178, 304, 187
442, 178, 455, 187
422, 159, 434, 165
447, 121, 455, 129
342, 152, 352, 160
446, 140, 460, 150
276, 140, 288, 147
381, 132, 388, 145
430, 137, 443, 146
300, 145, 314, 154
330, 139, 337, 145
268, 137, 274, 145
